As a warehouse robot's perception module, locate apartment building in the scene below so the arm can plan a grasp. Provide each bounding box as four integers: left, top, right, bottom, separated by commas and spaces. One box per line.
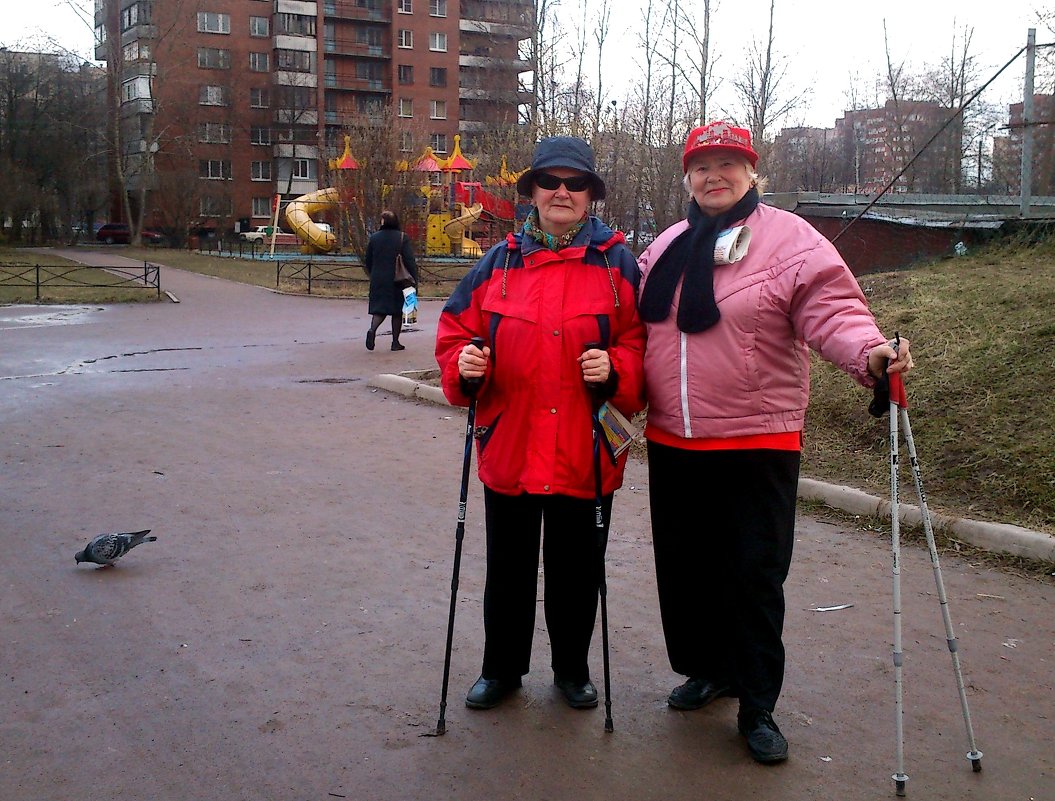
93, 0, 534, 230
992, 94, 1055, 195
833, 100, 960, 194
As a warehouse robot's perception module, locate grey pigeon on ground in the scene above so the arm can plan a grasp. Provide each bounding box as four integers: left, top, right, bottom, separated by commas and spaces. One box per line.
75, 530, 157, 566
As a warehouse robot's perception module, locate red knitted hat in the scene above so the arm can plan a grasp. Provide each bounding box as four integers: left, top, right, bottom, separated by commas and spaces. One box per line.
682, 121, 759, 171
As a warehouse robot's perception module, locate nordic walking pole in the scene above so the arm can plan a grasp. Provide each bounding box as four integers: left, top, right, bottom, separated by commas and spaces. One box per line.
870, 336, 908, 796
893, 374, 983, 773
584, 342, 615, 733
436, 335, 486, 736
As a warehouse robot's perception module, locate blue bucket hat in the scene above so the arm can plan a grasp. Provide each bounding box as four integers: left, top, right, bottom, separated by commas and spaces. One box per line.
516, 136, 606, 200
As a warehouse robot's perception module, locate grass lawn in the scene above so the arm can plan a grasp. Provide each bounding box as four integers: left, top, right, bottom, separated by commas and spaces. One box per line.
0, 248, 162, 304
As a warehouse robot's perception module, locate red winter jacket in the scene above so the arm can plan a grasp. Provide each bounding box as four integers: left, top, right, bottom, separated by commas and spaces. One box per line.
436, 217, 646, 499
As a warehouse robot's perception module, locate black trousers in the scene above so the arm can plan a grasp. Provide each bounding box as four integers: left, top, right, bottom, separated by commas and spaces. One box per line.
480, 488, 612, 684
647, 441, 799, 712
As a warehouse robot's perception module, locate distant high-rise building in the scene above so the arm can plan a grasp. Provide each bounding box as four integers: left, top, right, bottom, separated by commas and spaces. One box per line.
93, 0, 535, 230
833, 100, 960, 194
992, 94, 1055, 195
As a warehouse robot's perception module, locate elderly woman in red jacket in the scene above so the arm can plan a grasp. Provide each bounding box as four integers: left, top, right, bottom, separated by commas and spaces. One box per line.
638, 122, 913, 764
436, 136, 645, 712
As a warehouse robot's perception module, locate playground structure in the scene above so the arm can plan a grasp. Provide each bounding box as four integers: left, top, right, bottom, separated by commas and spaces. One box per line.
283, 133, 524, 257
285, 187, 339, 254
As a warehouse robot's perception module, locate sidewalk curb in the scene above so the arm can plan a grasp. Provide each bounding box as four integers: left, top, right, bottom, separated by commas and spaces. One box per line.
369, 373, 1055, 564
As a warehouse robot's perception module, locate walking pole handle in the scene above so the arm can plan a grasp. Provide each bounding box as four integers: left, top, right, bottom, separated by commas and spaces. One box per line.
463, 336, 486, 395
868, 333, 900, 418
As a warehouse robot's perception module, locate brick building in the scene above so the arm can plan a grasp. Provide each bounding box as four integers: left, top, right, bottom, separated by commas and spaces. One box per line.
832, 100, 960, 195
992, 94, 1055, 195
93, 0, 534, 232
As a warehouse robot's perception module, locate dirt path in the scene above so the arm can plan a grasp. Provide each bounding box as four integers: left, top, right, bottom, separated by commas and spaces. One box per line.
1, 255, 1052, 801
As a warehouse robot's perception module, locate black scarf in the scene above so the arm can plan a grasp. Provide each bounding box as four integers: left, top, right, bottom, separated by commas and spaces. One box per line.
639, 187, 760, 333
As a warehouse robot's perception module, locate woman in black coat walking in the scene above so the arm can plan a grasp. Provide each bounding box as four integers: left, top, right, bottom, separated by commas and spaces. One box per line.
364, 210, 417, 351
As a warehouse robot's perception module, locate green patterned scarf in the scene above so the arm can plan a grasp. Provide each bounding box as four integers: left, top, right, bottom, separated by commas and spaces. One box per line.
523, 208, 586, 252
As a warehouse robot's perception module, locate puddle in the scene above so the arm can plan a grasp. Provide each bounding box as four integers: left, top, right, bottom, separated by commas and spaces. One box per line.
0, 305, 103, 329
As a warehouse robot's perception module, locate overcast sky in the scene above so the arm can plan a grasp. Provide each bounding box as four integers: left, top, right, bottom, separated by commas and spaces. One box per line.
3, 0, 1048, 131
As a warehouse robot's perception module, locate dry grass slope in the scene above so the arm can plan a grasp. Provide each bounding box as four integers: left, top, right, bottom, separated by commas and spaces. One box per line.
804, 234, 1055, 535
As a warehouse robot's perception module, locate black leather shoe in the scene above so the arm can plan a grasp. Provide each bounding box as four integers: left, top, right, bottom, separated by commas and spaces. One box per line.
390, 342, 405, 351
465, 676, 521, 709
365, 329, 375, 351
737, 707, 789, 763
554, 675, 598, 709
667, 677, 732, 710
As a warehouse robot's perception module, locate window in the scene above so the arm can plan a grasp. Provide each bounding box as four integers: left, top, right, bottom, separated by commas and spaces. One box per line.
398, 98, 413, 117
276, 49, 313, 72
356, 26, 383, 46
120, 2, 150, 31
200, 159, 232, 180
275, 13, 316, 36
429, 100, 446, 120
398, 0, 412, 12
199, 85, 229, 106
400, 131, 413, 152
275, 85, 315, 109
200, 196, 233, 216
430, 133, 448, 153
429, 32, 447, 52
250, 87, 270, 108
197, 12, 230, 34
250, 126, 272, 145
199, 122, 232, 143
356, 61, 383, 81
249, 52, 269, 72
120, 76, 151, 103
197, 47, 231, 69
429, 67, 446, 87
429, 0, 446, 16
95, 24, 106, 47
398, 29, 413, 48
251, 161, 272, 180
252, 197, 272, 217
397, 65, 413, 85
250, 16, 269, 36
292, 158, 314, 179
122, 41, 150, 62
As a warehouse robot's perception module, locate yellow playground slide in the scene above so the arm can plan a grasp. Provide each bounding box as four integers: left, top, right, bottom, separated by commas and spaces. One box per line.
443, 203, 484, 257
285, 187, 339, 254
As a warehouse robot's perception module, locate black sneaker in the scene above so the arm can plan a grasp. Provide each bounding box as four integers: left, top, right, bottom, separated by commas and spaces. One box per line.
553, 674, 598, 709
465, 676, 521, 709
667, 677, 733, 710
737, 707, 789, 763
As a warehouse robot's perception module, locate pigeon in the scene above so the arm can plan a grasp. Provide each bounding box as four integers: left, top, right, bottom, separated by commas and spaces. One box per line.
75, 530, 157, 566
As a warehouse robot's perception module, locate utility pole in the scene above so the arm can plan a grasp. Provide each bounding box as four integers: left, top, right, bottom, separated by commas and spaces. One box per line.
1020, 28, 1035, 217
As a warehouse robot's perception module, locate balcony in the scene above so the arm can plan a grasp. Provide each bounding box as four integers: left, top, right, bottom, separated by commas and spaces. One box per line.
459, 87, 532, 104
324, 75, 389, 92
459, 18, 531, 39
459, 54, 531, 72
323, 39, 389, 59
322, 1, 390, 22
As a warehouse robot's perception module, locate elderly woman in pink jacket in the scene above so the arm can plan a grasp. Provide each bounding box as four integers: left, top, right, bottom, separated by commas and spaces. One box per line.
637, 121, 913, 764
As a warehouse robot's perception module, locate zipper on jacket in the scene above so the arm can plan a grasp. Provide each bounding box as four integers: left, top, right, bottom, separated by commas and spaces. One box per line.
679, 331, 692, 437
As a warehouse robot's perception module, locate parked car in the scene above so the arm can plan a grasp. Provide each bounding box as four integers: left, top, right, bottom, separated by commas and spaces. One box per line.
240, 225, 299, 245
96, 223, 164, 245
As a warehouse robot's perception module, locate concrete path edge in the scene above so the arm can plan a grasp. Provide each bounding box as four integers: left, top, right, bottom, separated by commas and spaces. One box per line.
369, 372, 1055, 564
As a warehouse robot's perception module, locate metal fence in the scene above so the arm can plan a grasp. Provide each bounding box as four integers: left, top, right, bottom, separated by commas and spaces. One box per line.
0, 262, 161, 301
275, 260, 366, 293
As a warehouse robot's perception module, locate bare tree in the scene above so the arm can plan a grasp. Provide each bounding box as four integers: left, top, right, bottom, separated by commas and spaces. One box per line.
591, 0, 613, 139
730, 0, 808, 165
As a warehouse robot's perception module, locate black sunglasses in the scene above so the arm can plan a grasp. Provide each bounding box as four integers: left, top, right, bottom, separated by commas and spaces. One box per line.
534, 172, 592, 193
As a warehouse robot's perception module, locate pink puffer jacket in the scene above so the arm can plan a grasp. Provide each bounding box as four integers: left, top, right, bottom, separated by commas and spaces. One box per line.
638, 203, 886, 440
